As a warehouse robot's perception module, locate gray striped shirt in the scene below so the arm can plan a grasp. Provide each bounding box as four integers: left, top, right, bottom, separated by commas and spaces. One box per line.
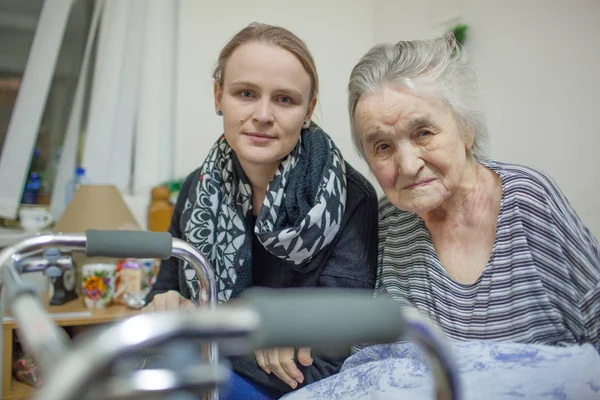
374, 159, 600, 349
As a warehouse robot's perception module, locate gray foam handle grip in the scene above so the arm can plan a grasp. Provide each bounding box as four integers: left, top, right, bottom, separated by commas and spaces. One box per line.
241, 288, 406, 352
85, 230, 173, 260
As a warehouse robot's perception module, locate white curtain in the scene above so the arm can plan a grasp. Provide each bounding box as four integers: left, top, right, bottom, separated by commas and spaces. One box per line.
50, 0, 104, 219
81, 0, 144, 189
53, 0, 178, 225
133, 0, 176, 196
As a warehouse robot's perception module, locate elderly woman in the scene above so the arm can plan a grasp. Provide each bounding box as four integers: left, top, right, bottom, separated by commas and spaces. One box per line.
283, 35, 600, 400
346, 35, 600, 348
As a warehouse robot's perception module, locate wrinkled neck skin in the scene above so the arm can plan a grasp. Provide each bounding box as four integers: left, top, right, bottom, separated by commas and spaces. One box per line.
420, 160, 496, 228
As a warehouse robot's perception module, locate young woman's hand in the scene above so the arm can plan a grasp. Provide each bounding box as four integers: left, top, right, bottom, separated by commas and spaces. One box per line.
254, 347, 313, 388
141, 290, 196, 313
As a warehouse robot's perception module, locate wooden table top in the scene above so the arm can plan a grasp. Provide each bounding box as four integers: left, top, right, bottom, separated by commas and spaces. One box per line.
3, 294, 141, 328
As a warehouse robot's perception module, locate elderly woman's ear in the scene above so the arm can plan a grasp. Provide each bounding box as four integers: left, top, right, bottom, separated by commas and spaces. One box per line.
464, 128, 475, 152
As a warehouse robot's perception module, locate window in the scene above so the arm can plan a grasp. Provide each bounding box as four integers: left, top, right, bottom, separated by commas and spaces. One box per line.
0, 0, 93, 218
0, 0, 177, 228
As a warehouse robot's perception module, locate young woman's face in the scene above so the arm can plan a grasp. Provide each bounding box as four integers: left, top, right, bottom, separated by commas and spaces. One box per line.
215, 42, 316, 174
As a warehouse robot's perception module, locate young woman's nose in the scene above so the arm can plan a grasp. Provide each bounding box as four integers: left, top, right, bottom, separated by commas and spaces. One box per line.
252, 98, 274, 125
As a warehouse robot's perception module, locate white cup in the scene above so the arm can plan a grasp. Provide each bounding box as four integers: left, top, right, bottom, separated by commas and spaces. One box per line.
81, 263, 128, 308
19, 207, 53, 232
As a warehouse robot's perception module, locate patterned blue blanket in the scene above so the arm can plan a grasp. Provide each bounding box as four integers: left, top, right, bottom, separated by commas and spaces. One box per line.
284, 341, 600, 399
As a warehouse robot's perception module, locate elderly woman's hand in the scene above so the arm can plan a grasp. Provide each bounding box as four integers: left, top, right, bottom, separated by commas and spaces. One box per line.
141, 290, 196, 313
254, 347, 313, 388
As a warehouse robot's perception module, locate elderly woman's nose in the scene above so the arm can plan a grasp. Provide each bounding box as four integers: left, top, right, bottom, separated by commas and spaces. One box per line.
395, 144, 423, 176
252, 99, 274, 124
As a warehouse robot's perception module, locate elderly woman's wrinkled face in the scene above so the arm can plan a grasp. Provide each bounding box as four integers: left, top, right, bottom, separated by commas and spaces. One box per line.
355, 86, 473, 215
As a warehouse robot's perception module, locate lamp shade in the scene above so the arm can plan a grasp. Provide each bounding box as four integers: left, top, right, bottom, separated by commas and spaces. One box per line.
52, 185, 141, 233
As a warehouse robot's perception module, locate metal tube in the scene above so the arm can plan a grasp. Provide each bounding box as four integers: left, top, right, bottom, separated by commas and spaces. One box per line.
1, 233, 459, 400
0, 233, 86, 271
0, 234, 86, 377
96, 364, 231, 400
31, 308, 260, 400
403, 308, 460, 400
171, 239, 218, 310
8, 295, 71, 370
0, 233, 221, 400
171, 238, 219, 400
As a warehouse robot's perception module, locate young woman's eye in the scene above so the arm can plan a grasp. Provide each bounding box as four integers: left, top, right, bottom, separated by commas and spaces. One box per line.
278, 96, 292, 104
239, 90, 253, 98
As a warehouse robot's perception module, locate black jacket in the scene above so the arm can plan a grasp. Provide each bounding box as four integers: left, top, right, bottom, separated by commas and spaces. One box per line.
147, 162, 378, 396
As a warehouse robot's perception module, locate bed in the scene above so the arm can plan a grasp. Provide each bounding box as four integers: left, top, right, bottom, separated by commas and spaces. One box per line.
284, 340, 600, 400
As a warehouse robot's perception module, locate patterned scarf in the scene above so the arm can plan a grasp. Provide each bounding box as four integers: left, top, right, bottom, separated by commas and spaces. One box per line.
181, 124, 347, 303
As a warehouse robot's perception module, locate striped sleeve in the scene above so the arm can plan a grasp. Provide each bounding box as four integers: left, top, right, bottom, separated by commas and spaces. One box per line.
374, 199, 394, 297
533, 169, 600, 347
351, 200, 411, 354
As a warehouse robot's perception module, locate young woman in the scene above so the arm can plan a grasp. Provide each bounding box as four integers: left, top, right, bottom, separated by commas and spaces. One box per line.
144, 23, 379, 399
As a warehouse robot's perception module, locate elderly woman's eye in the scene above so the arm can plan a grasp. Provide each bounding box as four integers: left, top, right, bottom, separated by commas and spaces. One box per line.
376, 143, 391, 152
417, 130, 432, 138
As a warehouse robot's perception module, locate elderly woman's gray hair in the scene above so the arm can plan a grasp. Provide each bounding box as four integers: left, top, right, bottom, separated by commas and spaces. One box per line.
348, 36, 489, 161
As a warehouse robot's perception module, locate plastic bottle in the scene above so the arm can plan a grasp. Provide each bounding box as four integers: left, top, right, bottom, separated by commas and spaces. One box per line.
148, 186, 173, 232
65, 167, 89, 205
21, 172, 41, 204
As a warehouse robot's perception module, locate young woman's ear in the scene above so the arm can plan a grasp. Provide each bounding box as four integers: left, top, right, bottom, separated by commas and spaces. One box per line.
304, 97, 317, 125
214, 82, 223, 115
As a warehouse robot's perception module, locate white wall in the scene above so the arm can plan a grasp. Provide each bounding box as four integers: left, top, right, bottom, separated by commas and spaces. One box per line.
175, 0, 600, 239
373, 0, 600, 238
467, 0, 600, 239
174, 0, 376, 183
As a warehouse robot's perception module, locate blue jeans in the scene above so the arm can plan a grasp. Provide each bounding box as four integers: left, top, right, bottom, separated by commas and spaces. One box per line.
221, 372, 281, 400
